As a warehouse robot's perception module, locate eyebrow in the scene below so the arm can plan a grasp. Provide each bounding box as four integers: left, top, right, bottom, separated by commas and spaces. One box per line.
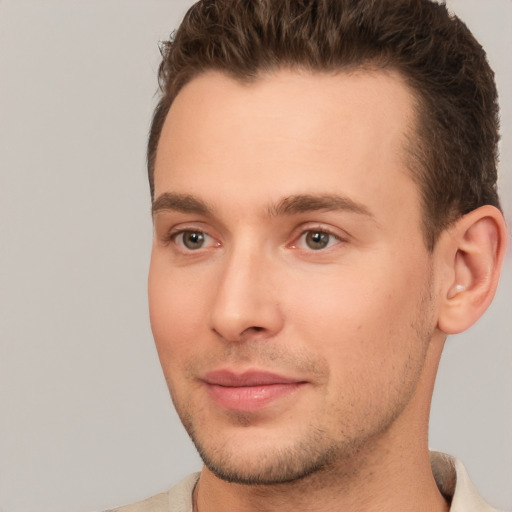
152, 193, 212, 216
152, 192, 374, 219
267, 194, 374, 218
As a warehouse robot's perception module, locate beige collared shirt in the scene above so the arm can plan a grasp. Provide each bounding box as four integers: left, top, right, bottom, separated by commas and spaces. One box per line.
108, 452, 499, 512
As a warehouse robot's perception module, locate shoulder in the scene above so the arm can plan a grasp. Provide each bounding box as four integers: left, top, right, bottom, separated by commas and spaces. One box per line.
106, 473, 200, 512
106, 491, 168, 512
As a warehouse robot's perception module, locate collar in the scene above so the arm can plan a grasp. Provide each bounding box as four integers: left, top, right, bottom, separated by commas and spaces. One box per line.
430, 451, 498, 512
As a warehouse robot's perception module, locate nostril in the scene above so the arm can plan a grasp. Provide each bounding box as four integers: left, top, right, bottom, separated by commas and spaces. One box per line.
238, 325, 265, 338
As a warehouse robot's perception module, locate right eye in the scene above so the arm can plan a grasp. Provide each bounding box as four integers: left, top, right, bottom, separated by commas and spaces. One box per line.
173, 230, 218, 251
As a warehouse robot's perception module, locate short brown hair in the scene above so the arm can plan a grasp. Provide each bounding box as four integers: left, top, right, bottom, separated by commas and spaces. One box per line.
148, 0, 501, 250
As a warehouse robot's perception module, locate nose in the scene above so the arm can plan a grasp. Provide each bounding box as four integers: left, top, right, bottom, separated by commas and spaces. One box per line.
209, 243, 284, 343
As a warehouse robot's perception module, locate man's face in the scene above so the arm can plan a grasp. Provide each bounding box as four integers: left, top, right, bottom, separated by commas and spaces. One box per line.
149, 70, 440, 484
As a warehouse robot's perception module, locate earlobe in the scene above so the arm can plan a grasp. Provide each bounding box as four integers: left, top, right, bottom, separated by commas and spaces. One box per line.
437, 205, 507, 335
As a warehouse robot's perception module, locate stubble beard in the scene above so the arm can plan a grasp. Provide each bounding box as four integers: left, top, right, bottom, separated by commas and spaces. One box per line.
173, 344, 430, 489
169, 276, 436, 487
175, 387, 417, 489
186, 419, 353, 486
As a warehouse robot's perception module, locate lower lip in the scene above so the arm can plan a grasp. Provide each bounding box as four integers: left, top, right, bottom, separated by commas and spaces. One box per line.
206, 382, 303, 412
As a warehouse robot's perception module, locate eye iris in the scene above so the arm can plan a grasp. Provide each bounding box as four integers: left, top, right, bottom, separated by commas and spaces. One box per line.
306, 231, 330, 250
183, 231, 205, 249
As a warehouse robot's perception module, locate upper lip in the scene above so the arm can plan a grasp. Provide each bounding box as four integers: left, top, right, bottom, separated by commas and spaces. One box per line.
203, 369, 304, 387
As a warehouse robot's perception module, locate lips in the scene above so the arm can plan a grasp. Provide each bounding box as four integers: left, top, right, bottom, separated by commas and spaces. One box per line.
203, 370, 305, 412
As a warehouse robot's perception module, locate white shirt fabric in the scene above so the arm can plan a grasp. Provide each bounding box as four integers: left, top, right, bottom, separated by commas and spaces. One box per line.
107, 452, 500, 512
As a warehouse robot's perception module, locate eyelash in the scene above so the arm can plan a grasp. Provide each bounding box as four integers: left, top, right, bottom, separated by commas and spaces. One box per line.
165, 229, 220, 251
163, 225, 346, 253
290, 226, 343, 251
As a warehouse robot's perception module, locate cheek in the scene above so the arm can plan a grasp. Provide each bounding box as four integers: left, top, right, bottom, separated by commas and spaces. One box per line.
284, 263, 434, 423
285, 260, 430, 365
148, 255, 210, 367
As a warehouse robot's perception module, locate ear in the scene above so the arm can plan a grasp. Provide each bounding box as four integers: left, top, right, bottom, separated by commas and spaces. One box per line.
437, 205, 508, 335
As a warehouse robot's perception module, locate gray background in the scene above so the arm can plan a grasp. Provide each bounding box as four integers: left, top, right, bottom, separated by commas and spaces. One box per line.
0, 1, 510, 511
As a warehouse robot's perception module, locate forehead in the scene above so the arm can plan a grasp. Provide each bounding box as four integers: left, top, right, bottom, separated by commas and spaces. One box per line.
154, 69, 421, 228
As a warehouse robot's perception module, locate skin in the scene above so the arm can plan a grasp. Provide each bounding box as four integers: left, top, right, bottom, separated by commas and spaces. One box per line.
148, 69, 505, 512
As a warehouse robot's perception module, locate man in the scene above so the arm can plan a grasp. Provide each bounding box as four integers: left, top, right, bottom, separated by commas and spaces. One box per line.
110, 0, 507, 510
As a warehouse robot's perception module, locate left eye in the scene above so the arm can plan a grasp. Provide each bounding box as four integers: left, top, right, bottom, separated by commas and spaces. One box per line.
297, 230, 339, 250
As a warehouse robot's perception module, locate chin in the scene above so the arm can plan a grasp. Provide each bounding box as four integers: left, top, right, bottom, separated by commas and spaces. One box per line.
199, 441, 341, 485
185, 417, 353, 486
